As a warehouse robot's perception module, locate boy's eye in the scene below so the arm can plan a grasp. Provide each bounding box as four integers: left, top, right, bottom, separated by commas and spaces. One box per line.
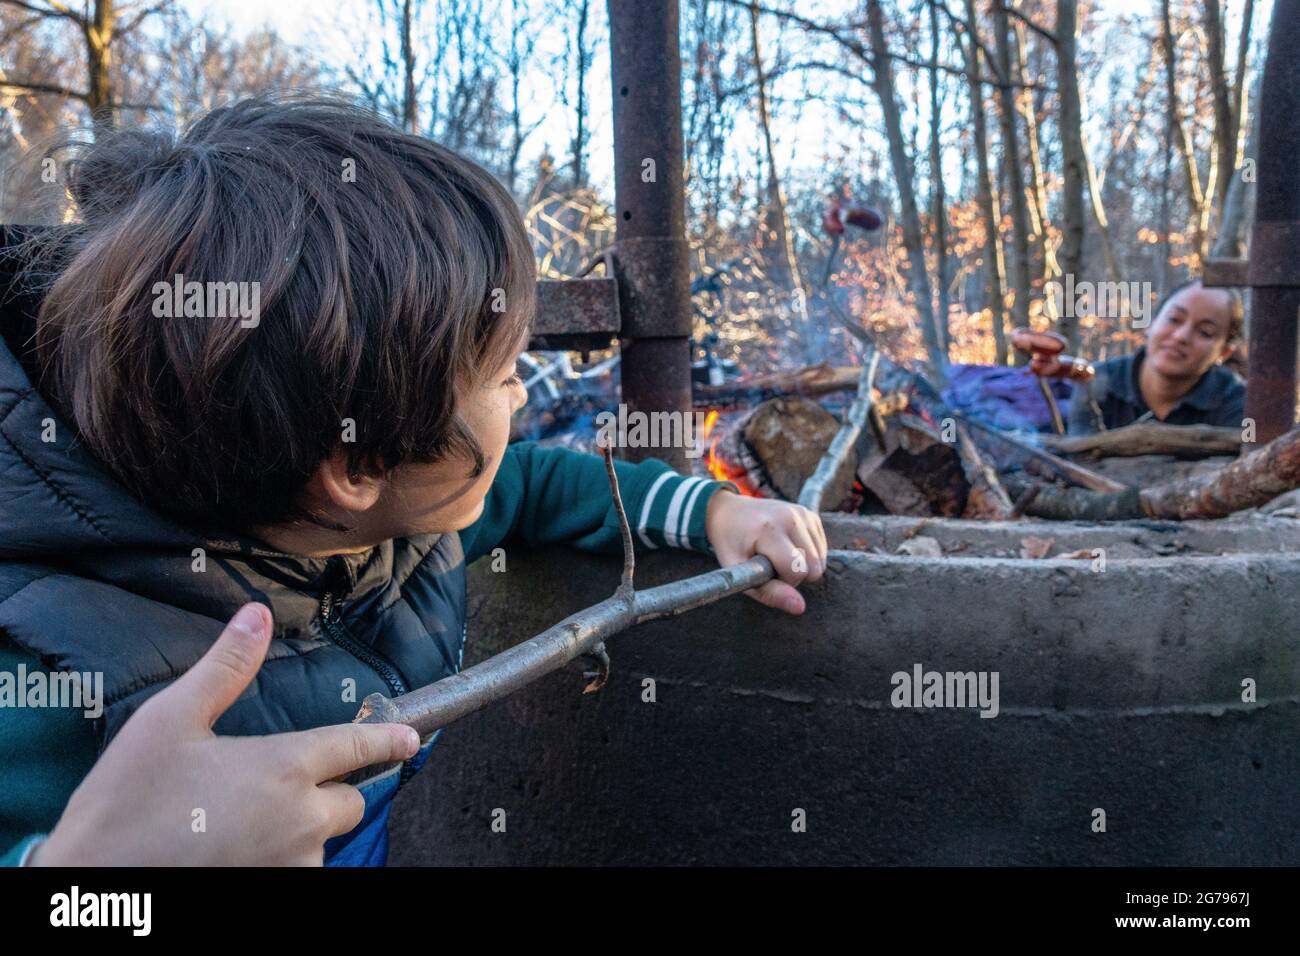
503, 373, 523, 387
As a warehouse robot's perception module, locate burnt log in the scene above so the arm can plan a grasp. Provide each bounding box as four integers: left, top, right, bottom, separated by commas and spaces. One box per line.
857, 414, 968, 517
1007, 424, 1300, 521
1042, 422, 1243, 460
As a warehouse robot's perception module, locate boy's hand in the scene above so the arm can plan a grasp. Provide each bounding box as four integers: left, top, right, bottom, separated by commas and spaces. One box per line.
704, 490, 827, 614
30, 603, 420, 867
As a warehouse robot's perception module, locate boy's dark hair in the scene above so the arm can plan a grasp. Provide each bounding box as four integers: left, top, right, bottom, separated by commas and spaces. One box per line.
1155, 277, 1244, 344
31, 97, 535, 531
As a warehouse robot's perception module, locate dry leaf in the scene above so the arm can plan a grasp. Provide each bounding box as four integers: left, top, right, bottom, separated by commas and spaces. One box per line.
1019, 535, 1055, 559
896, 536, 943, 558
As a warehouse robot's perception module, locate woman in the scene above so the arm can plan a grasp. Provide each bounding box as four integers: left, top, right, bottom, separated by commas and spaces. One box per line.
1067, 279, 1245, 434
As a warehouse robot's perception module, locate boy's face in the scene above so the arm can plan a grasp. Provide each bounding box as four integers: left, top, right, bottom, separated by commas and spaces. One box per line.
379, 348, 529, 536
275, 347, 528, 554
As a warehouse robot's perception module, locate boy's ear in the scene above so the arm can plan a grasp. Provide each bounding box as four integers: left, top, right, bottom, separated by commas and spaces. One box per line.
307, 449, 385, 513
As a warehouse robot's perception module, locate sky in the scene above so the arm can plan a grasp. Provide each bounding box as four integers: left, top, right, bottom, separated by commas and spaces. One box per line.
183, 0, 1275, 203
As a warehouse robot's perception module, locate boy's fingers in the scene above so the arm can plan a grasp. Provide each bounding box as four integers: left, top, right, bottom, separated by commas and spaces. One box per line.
772, 521, 820, 584
805, 509, 829, 565
746, 579, 806, 615
805, 514, 828, 578
164, 603, 273, 728
283, 722, 421, 783
314, 782, 369, 837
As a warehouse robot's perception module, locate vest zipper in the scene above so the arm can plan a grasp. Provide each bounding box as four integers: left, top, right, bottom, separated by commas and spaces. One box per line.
319, 590, 408, 699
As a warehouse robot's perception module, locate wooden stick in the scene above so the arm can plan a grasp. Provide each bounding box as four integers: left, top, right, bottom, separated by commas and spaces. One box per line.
957, 414, 1130, 493
1037, 377, 1066, 435
798, 348, 879, 511
954, 422, 1015, 518
1042, 422, 1243, 460
694, 363, 862, 406
352, 434, 802, 743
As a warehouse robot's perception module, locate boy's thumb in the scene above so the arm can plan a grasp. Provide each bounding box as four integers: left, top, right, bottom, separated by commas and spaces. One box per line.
165, 603, 273, 728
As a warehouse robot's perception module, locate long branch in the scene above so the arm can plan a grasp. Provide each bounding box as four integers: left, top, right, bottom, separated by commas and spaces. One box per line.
353, 438, 794, 743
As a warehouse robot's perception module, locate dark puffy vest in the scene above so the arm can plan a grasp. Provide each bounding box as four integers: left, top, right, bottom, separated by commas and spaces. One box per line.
0, 259, 467, 865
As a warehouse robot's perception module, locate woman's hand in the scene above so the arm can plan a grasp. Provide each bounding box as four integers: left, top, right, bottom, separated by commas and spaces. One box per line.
30, 603, 420, 866
704, 490, 827, 614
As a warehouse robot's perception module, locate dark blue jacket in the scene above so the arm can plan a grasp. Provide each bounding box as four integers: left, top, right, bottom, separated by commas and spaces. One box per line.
1067, 346, 1245, 434
0, 305, 728, 865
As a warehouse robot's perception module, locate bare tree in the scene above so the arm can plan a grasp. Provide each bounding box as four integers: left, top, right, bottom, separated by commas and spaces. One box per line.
503, 0, 544, 195
867, 0, 946, 376
954, 0, 1009, 364
1160, 0, 1207, 268
927, 0, 951, 352
1210, 0, 1256, 257
1055, 0, 1084, 350
749, 4, 800, 292
0, 0, 171, 133
991, 0, 1032, 338
561, 0, 594, 188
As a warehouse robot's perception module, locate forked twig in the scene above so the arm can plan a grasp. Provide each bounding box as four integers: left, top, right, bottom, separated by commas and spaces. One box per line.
353, 434, 783, 741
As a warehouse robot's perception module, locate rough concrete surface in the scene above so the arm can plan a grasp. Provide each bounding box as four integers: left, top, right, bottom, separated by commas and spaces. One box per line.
388, 515, 1300, 865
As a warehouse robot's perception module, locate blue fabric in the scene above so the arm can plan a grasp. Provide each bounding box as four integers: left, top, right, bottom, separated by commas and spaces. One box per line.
325, 731, 443, 867
942, 363, 1073, 433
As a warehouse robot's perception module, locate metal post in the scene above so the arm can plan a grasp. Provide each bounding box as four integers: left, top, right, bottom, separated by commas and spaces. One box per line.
1245, 0, 1300, 441
608, 0, 693, 471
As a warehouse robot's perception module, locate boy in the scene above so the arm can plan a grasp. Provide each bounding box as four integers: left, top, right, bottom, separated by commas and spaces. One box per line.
0, 98, 826, 866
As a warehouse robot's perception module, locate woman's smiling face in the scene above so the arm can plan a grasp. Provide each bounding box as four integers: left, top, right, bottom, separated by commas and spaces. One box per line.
1145, 282, 1235, 381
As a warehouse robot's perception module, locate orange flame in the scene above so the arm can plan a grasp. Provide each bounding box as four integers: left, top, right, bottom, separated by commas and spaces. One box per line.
701, 408, 758, 495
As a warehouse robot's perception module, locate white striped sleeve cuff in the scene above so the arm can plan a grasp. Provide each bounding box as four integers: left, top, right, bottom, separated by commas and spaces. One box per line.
634, 472, 737, 552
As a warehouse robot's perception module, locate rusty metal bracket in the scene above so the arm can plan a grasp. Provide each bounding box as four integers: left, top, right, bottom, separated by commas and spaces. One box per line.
607, 237, 693, 340
1201, 258, 1250, 288
529, 277, 621, 351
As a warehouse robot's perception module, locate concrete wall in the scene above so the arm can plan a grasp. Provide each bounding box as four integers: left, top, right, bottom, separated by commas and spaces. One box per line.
388, 516, 1300, 865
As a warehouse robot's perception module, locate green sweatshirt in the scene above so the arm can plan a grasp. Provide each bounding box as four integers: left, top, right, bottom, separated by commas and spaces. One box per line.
0, 441, 733, 865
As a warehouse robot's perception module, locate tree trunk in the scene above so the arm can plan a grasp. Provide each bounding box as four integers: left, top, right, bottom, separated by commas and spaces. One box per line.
570, 0, 590, 187
1211, 0, 1257, 258
867, 0, 946, 379
400, 0, 417, 133
961, 0, 1009, 364
86, 0, 116, 133
927, 0, 951, 353
1055, 0, 1085, 351
1161, 0, 1207, 268
991, 1, 1033, 347
1013, 18, 1051, 256
1211, 77, 1259, 258
1202, 0, 1235, 229
748, 6, 800, 293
